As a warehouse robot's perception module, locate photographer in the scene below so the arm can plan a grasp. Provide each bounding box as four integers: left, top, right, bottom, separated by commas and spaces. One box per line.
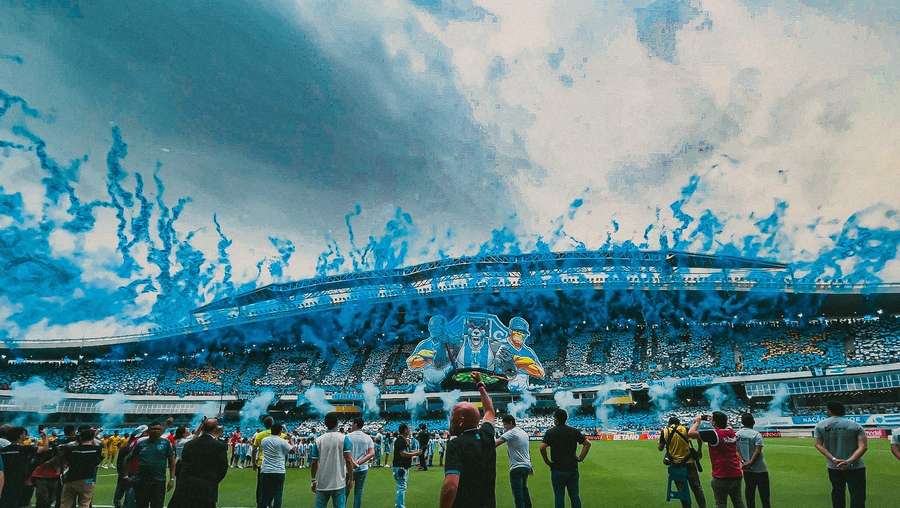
659, 416, 707, 508
688, 412, 745, 508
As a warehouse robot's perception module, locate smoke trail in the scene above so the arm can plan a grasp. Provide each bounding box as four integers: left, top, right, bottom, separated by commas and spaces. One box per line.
648, 377, 679, 412
300, 386, 336, 416
240, 390, 276, 424
10, 377, 66, 416
361, 381, 381, 417
764, 383, 790, 418
97, 392, 129, 429
405, 383, 428, 418
553, 390, 579, 415
437, 389, 461, 414
192, 401, 222, 428
508, 391, 536, 420
704, 385, 727, 411
592, 379, 617, 430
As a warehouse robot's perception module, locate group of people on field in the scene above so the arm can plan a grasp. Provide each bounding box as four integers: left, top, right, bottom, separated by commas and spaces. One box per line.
2, 396, 899, 508
660, 401, 900, 508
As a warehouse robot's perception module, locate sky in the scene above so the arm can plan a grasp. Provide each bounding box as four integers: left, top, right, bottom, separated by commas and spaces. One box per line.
0, 0, 898, 341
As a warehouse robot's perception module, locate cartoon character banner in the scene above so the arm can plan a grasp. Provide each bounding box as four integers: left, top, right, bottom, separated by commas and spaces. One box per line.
406, 312, 545, 391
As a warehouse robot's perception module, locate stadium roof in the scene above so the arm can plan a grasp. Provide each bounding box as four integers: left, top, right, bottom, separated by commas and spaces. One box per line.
192, 249, 789, 314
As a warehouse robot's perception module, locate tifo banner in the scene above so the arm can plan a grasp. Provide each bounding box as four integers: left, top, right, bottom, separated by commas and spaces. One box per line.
406, 312, 546, 391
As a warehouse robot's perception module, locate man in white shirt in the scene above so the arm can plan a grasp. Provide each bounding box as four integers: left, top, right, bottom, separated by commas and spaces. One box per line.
258, 423, 291, 508
496, 414, 533, 508
346, 418, 375, 508
310, 413, 355, 508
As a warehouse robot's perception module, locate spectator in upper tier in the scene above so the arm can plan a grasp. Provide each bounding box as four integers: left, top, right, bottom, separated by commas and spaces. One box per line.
310, 413, 355, 508
496, 414, 533, 508
689, 412, 745, 508
736, 414, 769, 508
659, 416, 706, 508
540, 408, 591, 508
60, 427, 104, 508
258, 423, 291, 508
346, 417, 375, 508
127, 422, 176, 508
891, 428, 900, 461
814, 401, 868, 508
440, 370, 497, 508
168, 419, 228, 508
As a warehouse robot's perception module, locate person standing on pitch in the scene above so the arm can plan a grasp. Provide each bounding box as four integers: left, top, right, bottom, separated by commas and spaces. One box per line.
891, 428, 900, 461
659, 416, 706, 508
168, 418, 228, 508
59, 427, 103, 508
814, 401, 868, 508
258, 423, 291, 508
125, 422, 176, 508
689, 412, 745, 508
540, 408, 591, 508
310, 413, 355, 508
415, 424, 430, 471
736, 414, 769, 508
440, 371, 497, 508
496, 414, 533, 508
391, 425, 422, 508
346, 417, 375, 508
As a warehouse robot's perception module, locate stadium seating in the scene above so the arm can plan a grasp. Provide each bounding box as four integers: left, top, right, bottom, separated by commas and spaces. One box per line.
2, 317, 897, 396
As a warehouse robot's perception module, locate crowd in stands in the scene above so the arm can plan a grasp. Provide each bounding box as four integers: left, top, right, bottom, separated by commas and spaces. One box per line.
2, 317, 897, 396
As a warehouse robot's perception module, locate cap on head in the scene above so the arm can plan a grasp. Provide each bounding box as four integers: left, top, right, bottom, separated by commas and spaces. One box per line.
509, 316, 530, 334
450, 402, 480, 435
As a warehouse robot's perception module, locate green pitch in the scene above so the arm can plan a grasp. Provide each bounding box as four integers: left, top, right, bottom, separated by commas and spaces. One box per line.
90, 438, 897, 507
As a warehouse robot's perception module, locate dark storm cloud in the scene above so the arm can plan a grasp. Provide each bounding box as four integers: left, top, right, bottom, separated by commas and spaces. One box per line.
1, 0, 513, 231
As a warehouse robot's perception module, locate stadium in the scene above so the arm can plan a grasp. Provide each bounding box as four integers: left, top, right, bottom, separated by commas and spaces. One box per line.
2, 249, 899, 506
4, 2, 900, 508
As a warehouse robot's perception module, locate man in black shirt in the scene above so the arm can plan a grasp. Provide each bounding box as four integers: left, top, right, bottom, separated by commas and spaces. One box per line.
541, 408, 591, 508
416, 425, 431, 471
392, 424, 422, 508
60, 427, 104, 508
168, 418, 228, 508
440, 371, 497, 508
0, 426, 47, 508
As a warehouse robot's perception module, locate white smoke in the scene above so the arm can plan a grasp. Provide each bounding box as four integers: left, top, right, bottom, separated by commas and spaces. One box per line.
437, 389, 461, 414
764, 383, 790, 418
10, 376, 66, 414
592, 379, 618, 430
704, 385, 728, 411
405, 383, 428, 417
554, 390, 579, 414
300, 386, 335, 416
508, 390, 537, 420
240, 390, 276, 424
192, 401, 222, 428
648, 377, 679, 412
361, 381, 381, 417
97, 392, 129, 429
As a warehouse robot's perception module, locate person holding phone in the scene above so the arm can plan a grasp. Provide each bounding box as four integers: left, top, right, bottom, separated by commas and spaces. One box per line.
391, 424, 422, 508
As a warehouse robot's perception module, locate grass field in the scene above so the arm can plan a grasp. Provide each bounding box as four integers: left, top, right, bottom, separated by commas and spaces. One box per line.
89, 438, 897, 507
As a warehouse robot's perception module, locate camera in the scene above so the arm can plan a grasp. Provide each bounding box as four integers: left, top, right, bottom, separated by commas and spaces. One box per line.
700, 415, 710, 421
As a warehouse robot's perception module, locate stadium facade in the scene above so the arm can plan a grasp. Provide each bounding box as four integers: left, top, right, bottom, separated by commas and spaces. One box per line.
2, 249, 899, 434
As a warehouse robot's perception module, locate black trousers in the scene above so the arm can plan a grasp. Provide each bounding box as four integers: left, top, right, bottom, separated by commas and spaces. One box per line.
257, 473, 285, 508
743, 471, 770, 508
34, 477, 60, 508
134, 479, 166, 508
828, 468, 866, 508
113, 476, 131, 508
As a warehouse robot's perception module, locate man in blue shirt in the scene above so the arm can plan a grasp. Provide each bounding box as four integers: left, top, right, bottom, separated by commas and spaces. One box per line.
126, 422, 175, 508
